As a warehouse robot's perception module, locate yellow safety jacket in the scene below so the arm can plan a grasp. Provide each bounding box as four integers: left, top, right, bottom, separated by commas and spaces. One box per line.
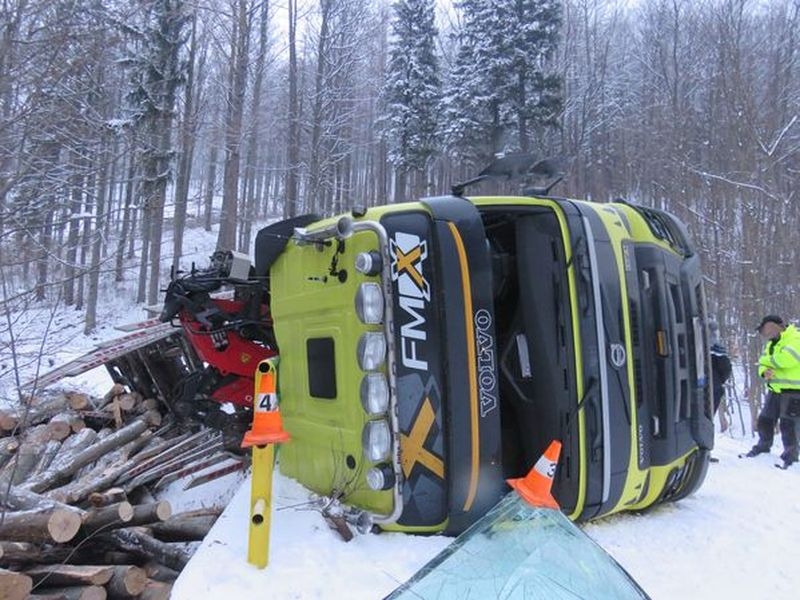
758, 323, 800, 392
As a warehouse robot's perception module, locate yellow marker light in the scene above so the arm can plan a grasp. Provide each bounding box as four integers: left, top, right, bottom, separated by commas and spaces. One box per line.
656, 330, 670, 357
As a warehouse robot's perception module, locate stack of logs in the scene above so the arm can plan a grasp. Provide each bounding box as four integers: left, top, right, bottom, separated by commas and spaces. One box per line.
0, 385, 239, 599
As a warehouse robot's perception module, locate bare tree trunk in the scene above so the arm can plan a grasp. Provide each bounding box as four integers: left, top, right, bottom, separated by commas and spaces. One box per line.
115, 154, 136, 282
136, 205, 151, 305
217, 0, 249, 251
239, 0, 269, 253
76, 173, 96, 312
172, 11, 199, 272
35, 208, 54, 302
285, 0, 300, 218
64, 161, 85, 305
85, 142, 111, 334
203, 144, 218, 232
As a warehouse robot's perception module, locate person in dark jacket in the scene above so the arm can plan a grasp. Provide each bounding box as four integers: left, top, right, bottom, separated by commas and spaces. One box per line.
709, 320, 732, 416
742, 315, 800, 469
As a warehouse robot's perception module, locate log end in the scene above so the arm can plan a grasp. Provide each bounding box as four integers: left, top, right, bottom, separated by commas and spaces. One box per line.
47, 509, 82, 543
155, 501, 172, 522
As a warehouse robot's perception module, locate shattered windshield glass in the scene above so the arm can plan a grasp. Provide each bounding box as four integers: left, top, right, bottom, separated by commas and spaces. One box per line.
386, 493, 649, 599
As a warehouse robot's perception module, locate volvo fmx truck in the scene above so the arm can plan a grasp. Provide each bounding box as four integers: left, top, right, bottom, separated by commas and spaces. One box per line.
251, 157, 713, 535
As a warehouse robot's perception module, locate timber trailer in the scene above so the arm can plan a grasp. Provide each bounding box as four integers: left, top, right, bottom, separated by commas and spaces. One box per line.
33, 155, 714, 535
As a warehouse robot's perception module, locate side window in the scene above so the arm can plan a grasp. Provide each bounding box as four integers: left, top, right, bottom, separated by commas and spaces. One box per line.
307, 337, 337, 399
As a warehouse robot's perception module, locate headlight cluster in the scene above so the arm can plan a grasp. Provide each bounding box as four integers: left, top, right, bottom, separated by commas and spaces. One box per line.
356, 249, 394, 492
360, 372, 389, 416
355, 283, 383, 325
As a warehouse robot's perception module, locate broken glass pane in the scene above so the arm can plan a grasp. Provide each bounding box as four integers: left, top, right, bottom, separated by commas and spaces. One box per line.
386, 493, 649, 599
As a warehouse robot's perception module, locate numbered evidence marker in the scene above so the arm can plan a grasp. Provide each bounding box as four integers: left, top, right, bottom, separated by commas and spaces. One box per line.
506, 440, 562, 510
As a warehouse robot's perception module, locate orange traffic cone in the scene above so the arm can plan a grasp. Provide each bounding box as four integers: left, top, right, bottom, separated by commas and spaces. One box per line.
507, 440, 562, 509
242, 359, 290, 447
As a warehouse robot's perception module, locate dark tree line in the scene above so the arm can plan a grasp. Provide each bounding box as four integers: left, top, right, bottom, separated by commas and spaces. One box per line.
0, 0, 798, 416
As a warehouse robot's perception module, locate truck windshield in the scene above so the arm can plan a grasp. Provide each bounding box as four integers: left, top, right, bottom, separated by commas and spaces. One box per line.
482, 208, 580, 499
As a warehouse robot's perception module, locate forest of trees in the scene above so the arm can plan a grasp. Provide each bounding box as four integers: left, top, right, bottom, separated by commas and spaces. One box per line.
1, 0, 798, 404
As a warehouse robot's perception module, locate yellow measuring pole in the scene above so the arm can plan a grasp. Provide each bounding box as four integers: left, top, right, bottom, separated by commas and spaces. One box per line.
242, 357, 290, 569
247, 443, 275, 568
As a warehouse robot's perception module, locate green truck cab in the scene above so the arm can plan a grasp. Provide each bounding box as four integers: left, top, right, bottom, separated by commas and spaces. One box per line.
262, 191, 712, 535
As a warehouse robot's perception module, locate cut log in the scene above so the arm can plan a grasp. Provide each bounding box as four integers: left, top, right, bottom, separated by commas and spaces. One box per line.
101, 552, 143, 566
28, 585, 107, 600
142, 409, 162, 428
0, 438, 20, 470
0, 507, 82, 543
0, 410, 19, 433
45, 413, 75, 441
0, 567, 33, 600
80, 502, 135, 535
6, 445, 46, 485
66, 392, 92, 411
23, 418, 149, 493
0, 424, 51, 487
106, 565, 147, 598
47, 432, 154, 504
103, 529, 189, 571
125, 501, 172, 528
58, 427, 98, 451
97, 384, 126, 412
88, 487, 127, 508
24, 564, 114, 586
12, 393, 69, 429
110, 398, 123, 428
143, 562, 179, 583
150, 508, 221, 542
138, 579, 173, 600
115, 394, 138, 412
0, 541, 73, 567
79, 411, 115, 430
31, 440, 63, 477
0, 485, 84, 514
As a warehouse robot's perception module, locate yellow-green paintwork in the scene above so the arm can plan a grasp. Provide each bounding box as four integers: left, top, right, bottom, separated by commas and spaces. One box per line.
271, 225, 394, 516
628, 447, 698, 510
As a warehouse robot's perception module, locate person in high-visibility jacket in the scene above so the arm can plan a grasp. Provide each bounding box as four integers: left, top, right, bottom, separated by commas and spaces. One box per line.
743, 315, 800, 468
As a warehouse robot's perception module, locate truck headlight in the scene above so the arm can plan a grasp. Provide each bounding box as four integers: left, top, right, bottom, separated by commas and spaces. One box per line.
357, 332, 386, 371
362, 419, 391, 462
355, 250, 382, 276
355, 283, 383, 324
366, 463, 395, 491
360, 373, 389, 416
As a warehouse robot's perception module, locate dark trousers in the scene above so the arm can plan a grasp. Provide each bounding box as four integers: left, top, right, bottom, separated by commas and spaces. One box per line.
755, 391, 798, 462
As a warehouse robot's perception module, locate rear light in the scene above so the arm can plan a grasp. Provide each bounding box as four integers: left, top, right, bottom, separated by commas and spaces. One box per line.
355, 250, 382, 276
362, 419, 391, 462
357, 332, 386, 371
355, 282, 383, 324
360, 373, 389, 416
366, 463, 395, 491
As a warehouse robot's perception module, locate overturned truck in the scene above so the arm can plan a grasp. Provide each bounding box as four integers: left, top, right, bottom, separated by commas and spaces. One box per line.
104, 158, 714, 535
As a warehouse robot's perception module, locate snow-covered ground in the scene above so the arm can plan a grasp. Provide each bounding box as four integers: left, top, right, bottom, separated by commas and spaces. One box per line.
164, 432, 800, 600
